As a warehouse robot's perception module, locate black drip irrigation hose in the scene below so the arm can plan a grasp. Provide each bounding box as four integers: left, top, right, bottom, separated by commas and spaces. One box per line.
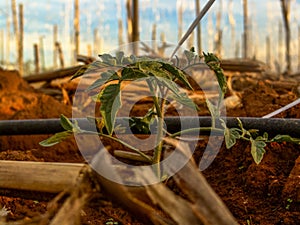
0, 117, 299, 137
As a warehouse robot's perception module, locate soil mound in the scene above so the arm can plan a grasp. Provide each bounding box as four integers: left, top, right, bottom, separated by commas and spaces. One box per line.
0, 69, 82, 163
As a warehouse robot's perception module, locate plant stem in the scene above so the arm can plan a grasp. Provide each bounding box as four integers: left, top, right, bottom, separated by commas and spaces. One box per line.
169, 127, 224, 138
146, 79, 166, 178
80, 130, 153, 163
211, 114, 216, 128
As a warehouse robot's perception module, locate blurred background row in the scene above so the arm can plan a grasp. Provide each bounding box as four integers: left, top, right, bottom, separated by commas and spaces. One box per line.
0, 0, 299, 76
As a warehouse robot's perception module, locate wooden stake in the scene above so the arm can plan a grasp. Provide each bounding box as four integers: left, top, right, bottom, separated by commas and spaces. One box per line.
0, 29, 4, 64
11, 0, 18, 66
18, 3, 23, 76
177, 0, 183, 42
0, 160, 83, 193
298, 26, 300, 71
152, 23, 157, 52
39, 36, 45, 71
24, 65, 82, 82
242, 0, 249, 58
118, 19, 124, 47
126, 0, 132, 43
53, 24, 58, 69
5, 0, 10, 66
228, 0, 235, 58
74, 0, 80, 58
280, 0, 291, 74
93, 28, 99, 56
56, 41, 64, 68
235, 40, 240, 58
278, 20, 283, 73
214, 0, 222, 56
132, 0, 139, 54
33, 43, 39, 73
87, 43, 92, 56
266, 35, 271, 66
195, 0, 202, 55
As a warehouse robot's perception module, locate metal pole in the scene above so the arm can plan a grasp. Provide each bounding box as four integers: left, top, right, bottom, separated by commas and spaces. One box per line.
170, 0, 216, 60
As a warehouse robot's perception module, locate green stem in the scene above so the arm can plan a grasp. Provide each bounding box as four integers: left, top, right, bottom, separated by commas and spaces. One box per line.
80, 130, 153, 163
146, 79, 166, 178
211, 114, 216, 128
169, 127, 224, 138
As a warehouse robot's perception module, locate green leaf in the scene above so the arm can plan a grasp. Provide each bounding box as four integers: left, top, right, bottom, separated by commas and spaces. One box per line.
39, 131, 73, 147
170, 92, 198, 110
203, 52, 227, 103
206, 99, 219, 118
155, 76, 182, 97
250, 138, 266, 164
184, 49, 196, 64
271, 135, 300, 144
224, 127, 241, 149
99, 53, 117, 66
72, 66, 87, 80
71, 61, 109, 80
129, 117, 151, 134
115, 51, 124, 64
99, 83, 122, 135
138, 61, 169, 78
86, 70, 119, 92
236, 118, 252, 137
59, 114, 81, 133
60, 114, 73, 131
121, 67, 148, 80
162, 63, 193, 90
129, 108, 156, 134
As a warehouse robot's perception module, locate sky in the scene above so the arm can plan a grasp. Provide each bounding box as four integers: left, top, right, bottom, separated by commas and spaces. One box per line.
0, 0, 299, 72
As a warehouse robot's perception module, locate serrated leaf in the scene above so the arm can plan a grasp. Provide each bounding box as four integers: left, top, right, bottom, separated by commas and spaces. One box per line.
71, 64, 92, 80
71, 61, 108, 80
115, 51, 124, 64
97, 54, 118, 66
121, 67, 148, 80
162, 63, 193, 90
122, 55, 134, 64
39, 131, 73, 147
203, 52, 227, 103
138, 61, 169, 79
99, 83, 121, 135
236, 118, 252, 137
60, 114, 73, 131
129, 108, 156, 134
129, 117, 152, 134
91, 93, 101, 102
86, 70, 119, 92
170, 92, 198, 110
206, 99, 219, 119
250, 138, 266, 164
271, 135, 300, 144
184, 49, 196, 64
224, 127, 241, 149
155, 76, 182, 98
